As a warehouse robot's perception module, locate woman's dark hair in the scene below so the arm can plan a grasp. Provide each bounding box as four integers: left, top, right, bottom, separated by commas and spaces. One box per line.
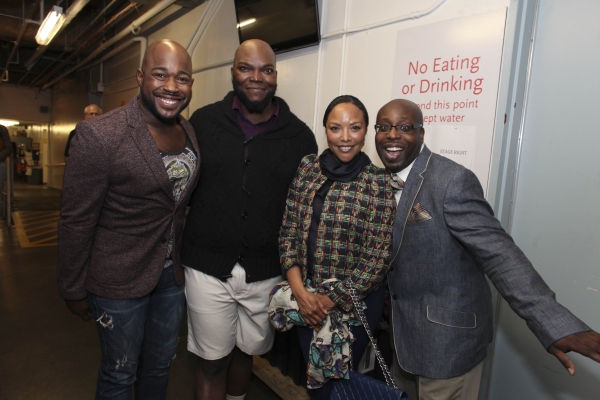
322, 95, 369, 128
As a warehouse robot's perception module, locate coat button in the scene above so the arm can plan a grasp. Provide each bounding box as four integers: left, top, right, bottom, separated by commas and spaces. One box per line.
238, 255, 244, 262
242, 213, 248, 219
389, 267, 394, 272
245, 159, 251, 166
392, 294, 398, 300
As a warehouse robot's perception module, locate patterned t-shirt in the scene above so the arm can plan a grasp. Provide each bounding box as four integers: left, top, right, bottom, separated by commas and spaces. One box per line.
161, 137, 197, 264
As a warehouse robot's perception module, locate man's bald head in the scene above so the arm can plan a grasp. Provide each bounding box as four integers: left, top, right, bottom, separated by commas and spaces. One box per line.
84, 104, 102, 120
141, 39, 192, 74
136, 39, 194, 125
377, 99, 423, 125
233, 39, 276, 68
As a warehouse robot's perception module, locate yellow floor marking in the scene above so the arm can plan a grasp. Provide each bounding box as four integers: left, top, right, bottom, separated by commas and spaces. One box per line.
12, 211, 59, 248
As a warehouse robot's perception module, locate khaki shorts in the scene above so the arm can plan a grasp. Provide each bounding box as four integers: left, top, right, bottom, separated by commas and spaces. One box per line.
184, 263, 282, 360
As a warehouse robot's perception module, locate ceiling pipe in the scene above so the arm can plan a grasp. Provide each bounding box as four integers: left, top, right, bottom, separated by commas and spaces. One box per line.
30, 1, 138, 87
0, 0, 44, 87
24, 0, 92, 69
90, 36, 148, 69
42, 0, 178, 89
71, 0, 120, 48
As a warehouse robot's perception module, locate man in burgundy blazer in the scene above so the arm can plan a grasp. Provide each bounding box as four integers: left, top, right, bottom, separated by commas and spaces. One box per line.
57, 40, 199, 399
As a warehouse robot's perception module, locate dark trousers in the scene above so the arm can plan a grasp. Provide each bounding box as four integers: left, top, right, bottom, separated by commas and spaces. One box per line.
88, 266, 185, 400
298, 285, 384, 400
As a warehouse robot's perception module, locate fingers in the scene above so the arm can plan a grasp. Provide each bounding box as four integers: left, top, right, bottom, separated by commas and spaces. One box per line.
549, 345, 575, 375
552, 331, 600, 364
80, 311, 93, 321
65, 299, 93, 322
297, 293, 328, 326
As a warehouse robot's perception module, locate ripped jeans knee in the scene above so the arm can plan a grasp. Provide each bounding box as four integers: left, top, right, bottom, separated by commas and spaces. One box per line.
96, 312, 114, 330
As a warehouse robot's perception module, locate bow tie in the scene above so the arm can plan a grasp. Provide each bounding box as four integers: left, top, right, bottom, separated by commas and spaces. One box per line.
390, 174, 404, 191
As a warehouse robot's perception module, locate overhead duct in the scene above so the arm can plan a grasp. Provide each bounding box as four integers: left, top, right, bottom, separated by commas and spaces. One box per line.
0, 0, 44, 87
25, 0, 92, 69
42, 0, 178, 89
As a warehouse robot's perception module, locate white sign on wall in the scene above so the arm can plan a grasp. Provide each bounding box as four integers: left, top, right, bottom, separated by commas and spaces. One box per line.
392, 8, 507, 191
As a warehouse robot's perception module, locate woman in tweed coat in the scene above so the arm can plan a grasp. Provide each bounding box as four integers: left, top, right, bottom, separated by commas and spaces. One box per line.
278, 95, 396, 399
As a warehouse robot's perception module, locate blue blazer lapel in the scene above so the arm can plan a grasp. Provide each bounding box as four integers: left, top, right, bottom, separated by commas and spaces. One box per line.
391, 146, 432, 261
126, 97, 175, 201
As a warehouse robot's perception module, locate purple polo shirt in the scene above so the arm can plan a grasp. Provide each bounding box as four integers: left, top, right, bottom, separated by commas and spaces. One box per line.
232, 95, 280, 141
232, 96, 279, 183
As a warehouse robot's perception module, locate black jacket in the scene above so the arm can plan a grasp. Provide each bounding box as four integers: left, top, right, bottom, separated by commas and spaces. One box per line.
181, 92, 317, 282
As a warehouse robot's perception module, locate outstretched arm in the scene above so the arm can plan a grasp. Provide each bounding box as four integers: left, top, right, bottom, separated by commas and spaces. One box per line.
548, 330, 600, 375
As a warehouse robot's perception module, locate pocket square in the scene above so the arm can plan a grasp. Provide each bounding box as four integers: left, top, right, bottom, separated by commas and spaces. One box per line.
407, 203, 432, 223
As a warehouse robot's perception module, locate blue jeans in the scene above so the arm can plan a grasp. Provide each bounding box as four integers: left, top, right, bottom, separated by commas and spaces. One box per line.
88, 266, 185, 400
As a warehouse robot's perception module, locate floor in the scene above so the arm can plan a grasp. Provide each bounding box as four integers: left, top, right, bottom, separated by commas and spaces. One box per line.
0, 183, 279, 400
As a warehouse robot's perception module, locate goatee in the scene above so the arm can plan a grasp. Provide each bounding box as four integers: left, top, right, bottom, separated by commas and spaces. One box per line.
232, 80, 277, 113
140, 90, 185, 124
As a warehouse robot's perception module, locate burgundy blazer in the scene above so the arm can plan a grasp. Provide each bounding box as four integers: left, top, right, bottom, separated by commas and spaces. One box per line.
57, 96, 200, 300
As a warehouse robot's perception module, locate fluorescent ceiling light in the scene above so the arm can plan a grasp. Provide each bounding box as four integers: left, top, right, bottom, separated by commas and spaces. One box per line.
35, 6, 66, 45
237, 18, 256, 29
0, 120, 19, 127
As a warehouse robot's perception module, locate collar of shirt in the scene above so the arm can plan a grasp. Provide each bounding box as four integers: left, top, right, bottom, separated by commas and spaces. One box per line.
394, 144, 425, 204
232, 95, 280, 139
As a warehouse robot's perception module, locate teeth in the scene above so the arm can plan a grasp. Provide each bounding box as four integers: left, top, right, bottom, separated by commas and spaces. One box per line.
160, 98, 179, 105
339, 146, 352, 151
386, 147, 403, 151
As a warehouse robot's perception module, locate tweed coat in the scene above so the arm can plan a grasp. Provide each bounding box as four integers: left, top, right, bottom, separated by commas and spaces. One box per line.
388, 145, 589, 379
57, 96, 200, 300
279, 154, 396, 312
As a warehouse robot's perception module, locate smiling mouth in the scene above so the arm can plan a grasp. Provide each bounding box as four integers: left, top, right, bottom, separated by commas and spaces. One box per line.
337, 145, 355, 153
156, 96, 182, 108
384, 146, 404, 159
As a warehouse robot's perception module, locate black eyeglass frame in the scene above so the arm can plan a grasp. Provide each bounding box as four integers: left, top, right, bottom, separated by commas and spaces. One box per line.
374, 123, 423, 133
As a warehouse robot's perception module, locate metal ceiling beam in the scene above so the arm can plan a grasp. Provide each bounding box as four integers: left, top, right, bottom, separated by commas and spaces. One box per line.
0, 0, 43, 87
24, 0, 92, 69
42, 0, 178, 90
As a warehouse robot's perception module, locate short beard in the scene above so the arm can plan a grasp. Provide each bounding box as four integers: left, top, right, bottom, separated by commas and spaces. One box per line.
140, 89, 186, 124
232, 80, 277, 113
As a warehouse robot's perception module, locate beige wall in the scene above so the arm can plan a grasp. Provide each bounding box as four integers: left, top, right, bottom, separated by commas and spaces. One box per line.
48, 0, 512, 181
48, 75, 91, 189
0, 84, 52, 123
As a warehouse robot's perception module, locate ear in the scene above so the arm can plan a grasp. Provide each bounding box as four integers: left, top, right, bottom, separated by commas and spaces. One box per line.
136, 69, 144, 88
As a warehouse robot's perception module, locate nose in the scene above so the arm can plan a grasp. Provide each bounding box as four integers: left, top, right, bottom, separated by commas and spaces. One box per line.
250, 69, 262, 82
387, 126, 402, 140
340, 128, 351, 142
164, 76, 179, 93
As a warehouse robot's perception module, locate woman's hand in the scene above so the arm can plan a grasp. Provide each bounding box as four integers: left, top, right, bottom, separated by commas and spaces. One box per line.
286, 265, 331, 326
295, 290, 329, 326
315, 294, 336, 312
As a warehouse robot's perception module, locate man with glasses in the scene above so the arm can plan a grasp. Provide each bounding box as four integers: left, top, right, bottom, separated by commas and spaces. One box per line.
374, 99, 600, 400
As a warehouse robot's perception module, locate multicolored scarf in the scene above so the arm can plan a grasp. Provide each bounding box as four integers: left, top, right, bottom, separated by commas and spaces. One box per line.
268, 279, 361, 389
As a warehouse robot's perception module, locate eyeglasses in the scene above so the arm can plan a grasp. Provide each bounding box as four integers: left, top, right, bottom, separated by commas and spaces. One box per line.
374, 124, 423, 133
